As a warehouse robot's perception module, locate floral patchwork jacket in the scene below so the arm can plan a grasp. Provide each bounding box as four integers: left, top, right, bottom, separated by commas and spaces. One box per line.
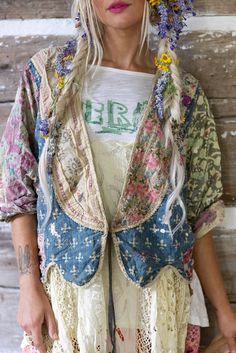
0, 44, 224, 291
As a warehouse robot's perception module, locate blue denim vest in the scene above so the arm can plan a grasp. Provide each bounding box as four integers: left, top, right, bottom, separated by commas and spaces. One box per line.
31, 57, 197, 289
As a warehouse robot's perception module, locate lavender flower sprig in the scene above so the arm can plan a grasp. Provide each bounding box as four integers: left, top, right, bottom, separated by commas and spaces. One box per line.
154, 71, 171, 119
148, 0, 196, 50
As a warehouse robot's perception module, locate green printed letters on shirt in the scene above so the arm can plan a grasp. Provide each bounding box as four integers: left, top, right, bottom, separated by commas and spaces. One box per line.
82, 99, 148, 135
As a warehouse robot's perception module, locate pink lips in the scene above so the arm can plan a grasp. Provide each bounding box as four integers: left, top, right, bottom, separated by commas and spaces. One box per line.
107, 1, 130, 13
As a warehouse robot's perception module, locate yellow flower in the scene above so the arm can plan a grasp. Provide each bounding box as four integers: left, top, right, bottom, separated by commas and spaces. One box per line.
158, 64, 169, 72
148, 0, 161, 6
160, 53, 172, 64
40, 132, 49, 140
154, 56, 159, 67
172, 4, 180, 11
154, 55, 170, 72
63, 54, 74, 62
57, 77, 65, 89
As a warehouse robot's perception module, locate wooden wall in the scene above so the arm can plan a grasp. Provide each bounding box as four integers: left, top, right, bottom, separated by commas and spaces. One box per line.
0, 0, 236, 352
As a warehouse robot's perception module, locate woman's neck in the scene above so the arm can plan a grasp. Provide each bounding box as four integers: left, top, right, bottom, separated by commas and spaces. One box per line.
101, 26, 155, 74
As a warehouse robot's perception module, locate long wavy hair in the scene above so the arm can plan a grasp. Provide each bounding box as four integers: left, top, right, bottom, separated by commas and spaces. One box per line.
39, 0, 186, 234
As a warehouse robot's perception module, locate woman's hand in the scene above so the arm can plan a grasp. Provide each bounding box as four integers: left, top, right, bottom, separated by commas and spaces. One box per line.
216, 305, 236, 352
18, 277, 59, 353
193, 231, 236, 352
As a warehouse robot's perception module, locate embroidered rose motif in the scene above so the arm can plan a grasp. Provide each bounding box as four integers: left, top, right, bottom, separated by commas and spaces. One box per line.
155, 124, 164, 139
183, 247, 193, 279
144, 119, 154, 133
126, 182, 136, 195
137, 184, 148, 197
6, 180, 27, 202
182, 95, 192, 107
133, 150, 144, 164
128, 210, 142, 223
148, 189, 159, 203
146, 153, 160, 170
194, 209, 216, 233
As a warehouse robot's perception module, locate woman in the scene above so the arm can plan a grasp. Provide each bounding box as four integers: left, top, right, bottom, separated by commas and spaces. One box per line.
0, 0, 236, 352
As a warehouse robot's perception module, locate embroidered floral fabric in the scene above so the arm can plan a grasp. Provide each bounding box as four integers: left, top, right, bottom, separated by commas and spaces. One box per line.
0, 62, 39, 221
185, 84, 224, 239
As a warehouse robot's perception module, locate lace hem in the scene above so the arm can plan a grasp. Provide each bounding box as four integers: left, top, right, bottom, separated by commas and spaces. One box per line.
21, 264, 191, 353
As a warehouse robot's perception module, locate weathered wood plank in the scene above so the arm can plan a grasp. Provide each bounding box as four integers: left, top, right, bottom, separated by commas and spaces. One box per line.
216, 118, 236, 204
0, 0, 235, 19
1, 32, 236, 102
0, 231, 18, 288
201, 302, 236, 347
0, 36, 68, 102
213, 229, 236, 303
178, 32, 236, 99
196, 0, 236, 16
0, 0, 72, 20
210, 98, 236, 118
0, 287, 22, 353
0, 102, 13, 138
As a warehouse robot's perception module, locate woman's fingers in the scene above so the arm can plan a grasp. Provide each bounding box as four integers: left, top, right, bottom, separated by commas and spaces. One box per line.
44, 307, 59, 341
226, 337, 236, 353
31, 325, 47, 353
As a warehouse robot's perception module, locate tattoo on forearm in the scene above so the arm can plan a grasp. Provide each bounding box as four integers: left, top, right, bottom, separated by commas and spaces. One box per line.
18, 245, 31, 275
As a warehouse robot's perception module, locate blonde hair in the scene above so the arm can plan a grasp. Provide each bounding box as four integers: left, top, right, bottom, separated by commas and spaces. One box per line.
39, 0, 186, 234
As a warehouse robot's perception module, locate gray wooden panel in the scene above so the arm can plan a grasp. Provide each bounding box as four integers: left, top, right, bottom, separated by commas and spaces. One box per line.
0, 36, 68, 103
0, 0, 72, 20
1, 32, 236, 102
0, 0, 235, 19
213, 229, 236, 303
0, 287, 22, 353
201, 302, 236, 347
0, 230, 18, 288
216, 119, 236, 204
196, 0, 236, 15
0, 103, 13, 139
210, 98, 236, 118
178, 32, 236, 99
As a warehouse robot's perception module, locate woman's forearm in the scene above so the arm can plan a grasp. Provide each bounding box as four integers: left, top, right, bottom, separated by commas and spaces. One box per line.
193, 231, 231, 314
11, 213, 41, 287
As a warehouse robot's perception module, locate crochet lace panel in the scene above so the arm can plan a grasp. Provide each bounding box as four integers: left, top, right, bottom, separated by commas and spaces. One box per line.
21, 264, 190, 353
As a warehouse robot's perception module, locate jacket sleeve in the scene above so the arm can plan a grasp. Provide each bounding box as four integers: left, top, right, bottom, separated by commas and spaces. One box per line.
185, 83, 224, 239
0, 61, 40, 222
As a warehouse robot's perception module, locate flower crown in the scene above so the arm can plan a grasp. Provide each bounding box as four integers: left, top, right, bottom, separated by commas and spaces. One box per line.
147, 0, 196, 50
